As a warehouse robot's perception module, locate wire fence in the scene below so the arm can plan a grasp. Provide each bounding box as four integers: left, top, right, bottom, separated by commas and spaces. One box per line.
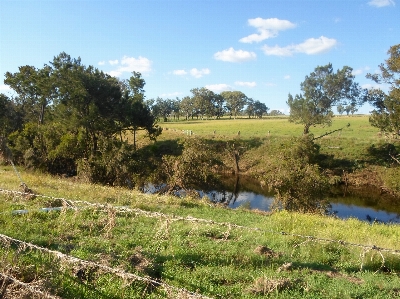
1, 187, 399, 256
1, 186, 400, 297
0, 272, 63, 299
0, 233, 214, 299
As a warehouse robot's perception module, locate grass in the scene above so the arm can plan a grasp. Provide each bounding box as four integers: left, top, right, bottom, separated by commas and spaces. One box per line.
1, 167, 400, 298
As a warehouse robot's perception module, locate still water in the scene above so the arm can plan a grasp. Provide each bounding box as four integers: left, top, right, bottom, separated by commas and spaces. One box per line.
197, 176, 400, 224
148, 175, 400, 224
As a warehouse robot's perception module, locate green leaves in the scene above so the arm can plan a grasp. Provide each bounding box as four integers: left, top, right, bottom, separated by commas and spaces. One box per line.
288, 63, 365, 134
367, 44, 400, 138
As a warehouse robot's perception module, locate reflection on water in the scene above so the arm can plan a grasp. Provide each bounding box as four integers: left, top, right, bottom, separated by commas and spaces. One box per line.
198, 175, 400, 224
145, 175, 400, 224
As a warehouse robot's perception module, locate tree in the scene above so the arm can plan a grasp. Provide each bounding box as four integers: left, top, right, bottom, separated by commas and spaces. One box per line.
152, 97, 173, 122
269, 110, 285, 116
262, 135, 330, 214
245, 98, 255, 118
180, 96, 195, 120
221, 91, 248, 119
367, 44, 400, 138
50, 53, 124, 156
287, 63, 366, 134
5, 65, 53, 125
0, 94, 19, 136
121, 72, 161, 150
253, 100, 269, 118
337, 104, 345, 115
191, 87, 217, 120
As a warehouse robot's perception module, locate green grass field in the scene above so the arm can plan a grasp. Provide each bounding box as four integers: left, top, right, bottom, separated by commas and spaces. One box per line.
158, 115, 380, 140
1, 166, 400, 298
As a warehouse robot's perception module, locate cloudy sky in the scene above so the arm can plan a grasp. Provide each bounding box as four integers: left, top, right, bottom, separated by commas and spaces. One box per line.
0, 0, 398, 113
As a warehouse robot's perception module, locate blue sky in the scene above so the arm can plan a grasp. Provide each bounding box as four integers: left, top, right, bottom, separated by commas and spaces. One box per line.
0, 0, 398, 114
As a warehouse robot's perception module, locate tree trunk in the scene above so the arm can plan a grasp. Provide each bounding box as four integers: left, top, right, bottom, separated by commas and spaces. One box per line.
303, 124, 310, 135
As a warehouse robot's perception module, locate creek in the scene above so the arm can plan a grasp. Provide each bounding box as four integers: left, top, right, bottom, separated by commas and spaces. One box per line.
146, 175, 400, 224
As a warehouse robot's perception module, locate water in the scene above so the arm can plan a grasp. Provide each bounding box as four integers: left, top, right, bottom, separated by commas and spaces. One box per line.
196, 176, 400, 224
144, 176, 400, 224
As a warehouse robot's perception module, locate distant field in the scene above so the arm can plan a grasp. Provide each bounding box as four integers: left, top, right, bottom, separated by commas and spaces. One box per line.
158, 115, 380, 141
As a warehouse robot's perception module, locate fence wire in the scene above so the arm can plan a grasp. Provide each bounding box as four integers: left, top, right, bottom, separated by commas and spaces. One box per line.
0, 187, 399, 256
0, 233, 214, 299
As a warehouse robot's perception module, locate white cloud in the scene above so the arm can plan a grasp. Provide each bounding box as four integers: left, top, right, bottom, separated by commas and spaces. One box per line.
235, 81, 257, 87
352, 66, 370, 76
265, 82, 277, 87
109, 59, 119, 65
368, 0, 395, 7
0, 85, 11, 91
284, 75, 291, 80
190, 68, 210, 78
262, 36, 337, 56
240, 18, 296, 43
160, 92, 182, 97
205, 84, 233, 93
108, 56, 152, 77
98, 61, 105, 65
172, 69, 188, 75
214, 47, 256, 62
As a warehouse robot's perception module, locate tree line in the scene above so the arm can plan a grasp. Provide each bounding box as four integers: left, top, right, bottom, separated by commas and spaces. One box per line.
148, 89, 270, 122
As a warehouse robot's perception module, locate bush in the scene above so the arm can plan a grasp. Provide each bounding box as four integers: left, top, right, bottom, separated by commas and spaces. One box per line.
262, 136, 330, 214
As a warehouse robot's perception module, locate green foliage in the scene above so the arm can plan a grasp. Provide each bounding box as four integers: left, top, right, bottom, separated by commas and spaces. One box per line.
220, 90, 248, 119
288, 63, 365, 134
262, 135, 330, 214
0, 94, 19, 136
158, 138, 220, 193
3, 54, 161, 181
367, 44, 400, 138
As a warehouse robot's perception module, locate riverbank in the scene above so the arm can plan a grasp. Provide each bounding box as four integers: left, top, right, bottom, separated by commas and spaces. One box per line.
156, 116, 400, 198
0, 167, 400, 298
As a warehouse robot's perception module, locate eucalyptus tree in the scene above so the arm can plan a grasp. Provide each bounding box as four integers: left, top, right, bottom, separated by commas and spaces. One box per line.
214, 93, 226, 119
253, 100, 269, 118
190, 87, 217, 120
336, 104, 345, 115
287, 63, 366, 134
180, 96, 195, 120
220, 91, 248, 119
245, 98, 255, 118
366, 44, 400, 138
152, 97, 173, 122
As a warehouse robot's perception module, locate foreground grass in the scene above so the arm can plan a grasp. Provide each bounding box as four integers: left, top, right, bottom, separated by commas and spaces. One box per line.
1, 167, 400, 298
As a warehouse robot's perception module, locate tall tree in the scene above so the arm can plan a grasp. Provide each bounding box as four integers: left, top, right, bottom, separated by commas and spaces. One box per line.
50, 52, 124, 156
253, 100, 269, 118
221, 91, 248, 119
287, 63, 365, 134
121, 72, 160, 150
4, 65, 53, 125
180, 96, 195, 120
191, 87, 216, 120
366, 44, 400, 138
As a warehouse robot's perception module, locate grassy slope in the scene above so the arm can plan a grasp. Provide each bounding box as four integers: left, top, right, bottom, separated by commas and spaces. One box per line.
1, 167, 400, 298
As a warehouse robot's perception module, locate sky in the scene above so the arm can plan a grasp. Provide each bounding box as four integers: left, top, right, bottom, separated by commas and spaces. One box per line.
0, 0, 398, 114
